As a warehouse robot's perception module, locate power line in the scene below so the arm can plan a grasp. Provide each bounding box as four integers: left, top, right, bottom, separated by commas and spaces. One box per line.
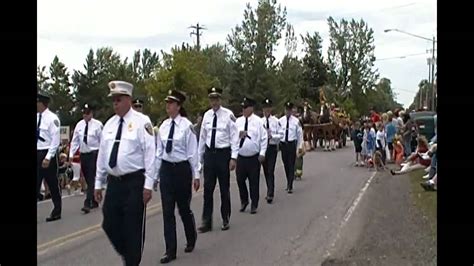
375, 52, 428, 61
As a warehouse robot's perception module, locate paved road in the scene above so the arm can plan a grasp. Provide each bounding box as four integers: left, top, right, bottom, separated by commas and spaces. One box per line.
38, 142, 375, 265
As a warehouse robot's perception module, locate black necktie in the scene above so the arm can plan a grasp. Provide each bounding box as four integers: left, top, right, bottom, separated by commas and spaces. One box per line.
266, 116, 270, 129
108, 117, 124, 168
210, 113, 217, 149
37, 113, 42, 141
83, 121, 89, 144
240, 117, 248, 148
165, 120, 175, 153
285, 117, 289, 142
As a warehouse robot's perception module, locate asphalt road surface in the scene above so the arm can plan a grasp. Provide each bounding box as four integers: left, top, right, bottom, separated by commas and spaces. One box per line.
38, 142, 376, 265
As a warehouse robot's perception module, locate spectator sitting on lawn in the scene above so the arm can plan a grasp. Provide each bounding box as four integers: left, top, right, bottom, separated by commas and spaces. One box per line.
421, 173, 437, 191
422, 142, 437, 180
390, 136, 431, 176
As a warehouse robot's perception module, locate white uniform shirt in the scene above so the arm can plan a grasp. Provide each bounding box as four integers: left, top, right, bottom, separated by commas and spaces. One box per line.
37, 108, 61, 160
155, 115, 200, 181
236, 113, 268, 157
198, 106, 239, 162
69, 118, 103, 157
95, 109, 156, 190
278, 115, 303, 149
261, 115, 282, 145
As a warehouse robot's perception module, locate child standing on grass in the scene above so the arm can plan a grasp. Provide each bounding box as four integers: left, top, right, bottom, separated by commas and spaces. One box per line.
351, 121, 364, 166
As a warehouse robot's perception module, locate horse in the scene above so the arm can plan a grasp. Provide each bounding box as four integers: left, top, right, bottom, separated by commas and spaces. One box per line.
301, 106, 319, 151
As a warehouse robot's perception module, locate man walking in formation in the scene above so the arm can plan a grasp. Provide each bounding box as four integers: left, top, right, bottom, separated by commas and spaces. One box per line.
261, 98, 281, 203
94, 81, 156, 266
198, 87, 239, 232
69, 103, 103, 214
279, 102, 303, 194
37, 90, 62, 222
235, 97, 267, 214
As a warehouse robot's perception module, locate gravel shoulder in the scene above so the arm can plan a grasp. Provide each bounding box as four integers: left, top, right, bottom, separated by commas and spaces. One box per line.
322, 168, 437, 266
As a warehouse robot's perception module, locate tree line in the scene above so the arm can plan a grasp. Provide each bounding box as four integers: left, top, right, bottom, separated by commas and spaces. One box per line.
37, 0, 403, 126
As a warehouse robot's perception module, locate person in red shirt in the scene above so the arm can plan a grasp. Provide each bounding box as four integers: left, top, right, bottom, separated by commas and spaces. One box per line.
370, 108, 381, 124
390, 136, 430, 175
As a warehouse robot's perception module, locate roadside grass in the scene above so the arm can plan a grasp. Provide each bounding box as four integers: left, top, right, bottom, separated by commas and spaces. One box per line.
409, 170, 437, 240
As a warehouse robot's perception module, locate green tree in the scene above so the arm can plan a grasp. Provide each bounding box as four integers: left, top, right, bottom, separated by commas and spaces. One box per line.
300, 31, 328, 103
276, 55, 302, 111
37, 65, 50, 91
47, 56, 76, 126
227, 0, 288, 108
327, 17, 379, 114
366, 78, 403, 114
201, 43, 233, 91
145, 45, 215, 123
72, 47, 132, 122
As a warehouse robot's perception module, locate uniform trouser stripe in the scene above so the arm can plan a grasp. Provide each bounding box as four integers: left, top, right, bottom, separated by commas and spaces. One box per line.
102, 172, 145, 265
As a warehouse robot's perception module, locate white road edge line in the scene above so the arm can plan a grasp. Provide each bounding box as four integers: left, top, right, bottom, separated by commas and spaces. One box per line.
324, 171, 377, 259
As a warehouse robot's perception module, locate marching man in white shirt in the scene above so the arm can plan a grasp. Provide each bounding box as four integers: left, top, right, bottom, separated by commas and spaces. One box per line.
69, 103, 103, 214
94, 81, 156, 266
37, 90, 62, 222
278, 102, 304, 194
261, 98, 281, 203
198, 87, 239, 233
235, 97, 267, 214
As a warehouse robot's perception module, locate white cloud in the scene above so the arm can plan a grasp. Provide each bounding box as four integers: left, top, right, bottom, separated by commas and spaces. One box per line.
38, 0, 436, 108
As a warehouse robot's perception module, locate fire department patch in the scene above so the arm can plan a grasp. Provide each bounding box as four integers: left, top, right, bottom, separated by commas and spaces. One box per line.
189, 125, 197, 135
145, 123, 154, 136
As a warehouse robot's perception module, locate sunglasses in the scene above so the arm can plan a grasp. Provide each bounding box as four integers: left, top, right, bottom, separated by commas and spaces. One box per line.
133, 104, 143, 108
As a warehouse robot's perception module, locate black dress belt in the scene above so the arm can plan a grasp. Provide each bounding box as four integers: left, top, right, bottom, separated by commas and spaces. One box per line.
162, 160, 190, 167
108, 169, 145, 181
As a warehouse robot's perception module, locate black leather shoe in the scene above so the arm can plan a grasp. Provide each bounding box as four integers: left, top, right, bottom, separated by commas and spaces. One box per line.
221, 220, 230, 231
45, 215, 61, 222
184, 244, 195, 253
81, 206, 91, 214
239, 203, 248, 212
160, 254, 176, 264
288, 189, 293, 194
198, 225, 212, 233
266, 197, 273, 204
250, 207, 257, 214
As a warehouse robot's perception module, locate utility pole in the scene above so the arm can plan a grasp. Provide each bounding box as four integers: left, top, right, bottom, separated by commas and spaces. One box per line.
426, 58, 431, 110
384, 29, 437, 111
430, 36, 436, 111
189, 23, 206, 51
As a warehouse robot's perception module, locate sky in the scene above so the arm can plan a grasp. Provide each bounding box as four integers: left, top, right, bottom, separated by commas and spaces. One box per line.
38, 0, 436, 108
